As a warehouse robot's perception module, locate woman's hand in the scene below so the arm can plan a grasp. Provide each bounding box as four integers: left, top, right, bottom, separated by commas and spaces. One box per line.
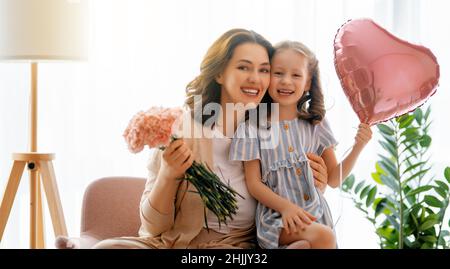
158, 139, 194, 181
354, 123, 372, 149
306, 153, 328, 193
280, 201, 316, 234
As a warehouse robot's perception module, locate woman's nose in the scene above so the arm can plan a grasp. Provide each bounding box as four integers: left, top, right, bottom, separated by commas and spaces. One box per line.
247, 70, 259, 83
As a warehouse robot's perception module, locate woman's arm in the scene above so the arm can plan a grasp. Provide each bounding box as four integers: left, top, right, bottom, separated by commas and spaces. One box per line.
306, 153, 328, 193
140, 139, 194, 236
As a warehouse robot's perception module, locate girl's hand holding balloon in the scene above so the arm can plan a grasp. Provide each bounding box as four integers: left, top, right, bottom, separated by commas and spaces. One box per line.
354, 123, 372, 150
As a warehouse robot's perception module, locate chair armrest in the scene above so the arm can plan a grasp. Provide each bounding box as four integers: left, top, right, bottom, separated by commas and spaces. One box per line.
55, 234, 100, 249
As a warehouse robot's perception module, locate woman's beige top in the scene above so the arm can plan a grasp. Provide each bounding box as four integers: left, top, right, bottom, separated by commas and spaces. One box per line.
136, 115, 256, 249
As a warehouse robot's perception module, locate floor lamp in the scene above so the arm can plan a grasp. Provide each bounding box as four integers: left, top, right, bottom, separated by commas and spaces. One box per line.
0, 0, 88, 249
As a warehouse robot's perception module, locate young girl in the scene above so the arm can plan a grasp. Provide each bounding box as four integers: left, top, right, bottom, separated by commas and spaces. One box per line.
230, 41, 372, 249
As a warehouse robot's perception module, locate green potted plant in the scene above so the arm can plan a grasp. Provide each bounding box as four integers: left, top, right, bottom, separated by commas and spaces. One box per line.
342, 106, 450, 249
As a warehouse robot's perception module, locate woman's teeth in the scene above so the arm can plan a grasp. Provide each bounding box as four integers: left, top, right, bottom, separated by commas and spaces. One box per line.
277, 89, 295, 96
241, 88, 259, 96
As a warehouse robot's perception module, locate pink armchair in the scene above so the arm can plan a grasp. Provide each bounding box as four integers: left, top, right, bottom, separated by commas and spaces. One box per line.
55, 176, 146, 249
55, 176, 311, 249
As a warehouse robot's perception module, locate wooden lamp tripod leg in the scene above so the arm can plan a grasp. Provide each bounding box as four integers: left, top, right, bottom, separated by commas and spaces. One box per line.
36, 173, 45, 248
29, 163, 45, 249
0, 161, 26, 243
39, 160, 68, 237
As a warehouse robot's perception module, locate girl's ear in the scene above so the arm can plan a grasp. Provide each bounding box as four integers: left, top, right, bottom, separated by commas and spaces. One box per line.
305, 78, 312, 92
215, 73, 224, 85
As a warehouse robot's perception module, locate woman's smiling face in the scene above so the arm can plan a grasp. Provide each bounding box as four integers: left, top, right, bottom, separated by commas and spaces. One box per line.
217, 42, 271, 109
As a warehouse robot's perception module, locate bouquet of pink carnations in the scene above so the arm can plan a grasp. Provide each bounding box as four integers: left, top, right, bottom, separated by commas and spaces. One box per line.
123, 107, 242, 228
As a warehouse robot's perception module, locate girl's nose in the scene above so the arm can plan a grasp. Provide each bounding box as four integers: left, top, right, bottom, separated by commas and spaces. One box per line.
281, 76, 292, 85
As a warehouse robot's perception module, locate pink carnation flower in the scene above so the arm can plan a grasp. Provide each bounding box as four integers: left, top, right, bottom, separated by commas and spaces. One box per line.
123, 107, 183, 153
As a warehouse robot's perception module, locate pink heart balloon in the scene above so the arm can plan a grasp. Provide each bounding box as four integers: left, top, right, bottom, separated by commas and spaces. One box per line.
333, 18, 440, 126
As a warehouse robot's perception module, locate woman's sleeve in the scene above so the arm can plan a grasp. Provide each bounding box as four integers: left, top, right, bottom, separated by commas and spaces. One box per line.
229, 122, 261, 161
139, 149, 175, 237
316, 117, 338, 156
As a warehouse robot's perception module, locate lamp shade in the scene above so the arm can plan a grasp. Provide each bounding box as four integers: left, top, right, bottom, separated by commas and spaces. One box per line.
0, 0, 88, 61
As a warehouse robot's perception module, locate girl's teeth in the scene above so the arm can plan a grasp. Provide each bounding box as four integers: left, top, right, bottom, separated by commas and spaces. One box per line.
277, 89, 294, 95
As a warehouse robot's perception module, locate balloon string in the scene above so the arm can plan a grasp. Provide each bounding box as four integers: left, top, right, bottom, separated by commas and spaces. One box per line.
332, 136, 356, 230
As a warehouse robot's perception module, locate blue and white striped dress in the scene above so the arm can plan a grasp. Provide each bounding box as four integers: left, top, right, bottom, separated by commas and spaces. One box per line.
229, 117, 338, 249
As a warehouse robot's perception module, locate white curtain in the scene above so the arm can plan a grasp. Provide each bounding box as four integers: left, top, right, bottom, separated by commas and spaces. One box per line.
1, 0, 449, 248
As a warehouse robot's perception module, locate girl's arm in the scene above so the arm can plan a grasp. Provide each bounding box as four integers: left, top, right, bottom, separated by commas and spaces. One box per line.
244, 159, 291, 213
321, 123, 372, 188
244, 159, 316, 233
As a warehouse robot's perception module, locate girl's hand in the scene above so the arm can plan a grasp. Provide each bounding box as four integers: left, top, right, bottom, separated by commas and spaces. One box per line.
280, 202, 317, 234
306, 153, 328, 193
354, 123, 372, 149
159, 139, 194, 181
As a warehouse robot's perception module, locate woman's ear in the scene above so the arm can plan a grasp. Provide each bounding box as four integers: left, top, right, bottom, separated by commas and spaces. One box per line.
215, 73, 224, 85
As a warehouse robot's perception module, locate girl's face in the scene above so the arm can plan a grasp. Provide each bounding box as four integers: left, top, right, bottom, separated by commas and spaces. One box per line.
268, 49, 311, 108
216, 42, 271, 109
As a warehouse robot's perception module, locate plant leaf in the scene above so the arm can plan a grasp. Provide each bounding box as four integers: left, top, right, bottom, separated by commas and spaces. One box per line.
380, 142, 398, 159
414, 108, 423, 124
419, 219, 439, 231
342, 174, 355, 191
419, 134, 432, 147
445, 167, 450, 183
435, 180, 449, 192
400, 127, 419, 138
378, 155, 398, 179
434, 186, 447, 199
420, 235, 437, 243
402, 168, 431, 186
386, 215, 400, 230
402, 161, 426, 175
399, 115, 415, 129
400, 142, 418, 155
360, 185, 372, 200
378, 124, 394, 136
380, 174, 400, 191
424, 121, 432, 133
371, 172, 383, 185
380, 132, 398, 149
374, 198, 388, 217
375, 161, 387, 176
424, 195, 444, 208
366, 186, 377, 207
405, 185, 433, 197
376, 226, 396, 241
354, 181, 365, 195
424, 106, 431, 121
420, 242, 434, 249
410, 213, 419, 230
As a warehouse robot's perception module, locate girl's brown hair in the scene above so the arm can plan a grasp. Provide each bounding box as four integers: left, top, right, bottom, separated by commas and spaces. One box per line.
185, 29, 274, 125
269, 41, 325, 125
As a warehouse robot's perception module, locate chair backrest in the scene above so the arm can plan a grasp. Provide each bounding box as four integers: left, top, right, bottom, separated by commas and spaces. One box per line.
80, 177, 146, 240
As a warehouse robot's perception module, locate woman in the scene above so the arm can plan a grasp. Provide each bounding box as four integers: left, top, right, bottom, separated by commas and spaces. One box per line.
92, 29, 330, 249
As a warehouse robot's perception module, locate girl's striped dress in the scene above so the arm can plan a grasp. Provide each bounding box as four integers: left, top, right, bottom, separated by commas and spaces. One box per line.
230, 117, 338, 249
